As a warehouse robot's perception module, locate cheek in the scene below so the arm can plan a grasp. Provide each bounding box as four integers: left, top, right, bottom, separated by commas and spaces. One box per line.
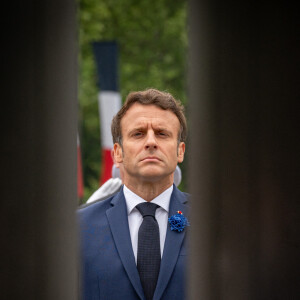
165, 145, 180, 160
122, 145, 137, 161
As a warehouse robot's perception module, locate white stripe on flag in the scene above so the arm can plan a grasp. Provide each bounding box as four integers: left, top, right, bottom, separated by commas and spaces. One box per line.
98, 91, 121, 148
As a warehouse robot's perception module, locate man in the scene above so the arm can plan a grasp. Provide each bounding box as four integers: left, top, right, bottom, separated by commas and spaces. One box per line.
78, 88, 189, 300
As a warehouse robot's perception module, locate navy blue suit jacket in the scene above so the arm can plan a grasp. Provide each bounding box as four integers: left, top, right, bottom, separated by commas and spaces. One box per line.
78, 185, 189, 300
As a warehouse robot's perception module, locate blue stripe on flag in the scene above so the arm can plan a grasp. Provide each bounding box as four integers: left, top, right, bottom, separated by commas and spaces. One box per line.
92, 41, 119, 91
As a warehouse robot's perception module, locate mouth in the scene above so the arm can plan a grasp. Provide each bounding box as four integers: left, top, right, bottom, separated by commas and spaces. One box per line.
141, 156, 161, 162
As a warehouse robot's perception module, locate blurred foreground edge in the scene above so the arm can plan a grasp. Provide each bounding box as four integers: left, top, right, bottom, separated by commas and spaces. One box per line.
2, 1, 78, 299
188, 0, 298, 299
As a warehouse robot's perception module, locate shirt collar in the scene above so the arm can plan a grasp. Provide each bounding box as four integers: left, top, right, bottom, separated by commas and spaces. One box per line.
123, 184, 173, 215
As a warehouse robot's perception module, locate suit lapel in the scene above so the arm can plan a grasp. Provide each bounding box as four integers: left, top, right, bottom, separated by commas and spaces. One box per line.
154, 186, 189, 300
106, 187, 145, 300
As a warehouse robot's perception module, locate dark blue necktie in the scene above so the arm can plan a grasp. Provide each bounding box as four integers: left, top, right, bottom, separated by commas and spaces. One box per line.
136, 202, 161, 300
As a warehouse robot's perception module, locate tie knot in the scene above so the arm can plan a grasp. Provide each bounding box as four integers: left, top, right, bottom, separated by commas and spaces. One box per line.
136, 202, 159, 218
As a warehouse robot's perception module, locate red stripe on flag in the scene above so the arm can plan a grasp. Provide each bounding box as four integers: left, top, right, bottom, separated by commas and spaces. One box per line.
100, 148, 114, 185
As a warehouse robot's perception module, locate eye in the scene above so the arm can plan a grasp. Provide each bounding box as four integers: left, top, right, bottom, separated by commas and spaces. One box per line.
133, 131, 144, 137
157, 131, 168, 137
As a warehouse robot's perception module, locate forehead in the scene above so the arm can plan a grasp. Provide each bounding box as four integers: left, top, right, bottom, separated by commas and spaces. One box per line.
121, 103, 180, 130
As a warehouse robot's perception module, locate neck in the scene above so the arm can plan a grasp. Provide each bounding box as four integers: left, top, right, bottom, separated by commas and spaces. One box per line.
123, 176, 174, 202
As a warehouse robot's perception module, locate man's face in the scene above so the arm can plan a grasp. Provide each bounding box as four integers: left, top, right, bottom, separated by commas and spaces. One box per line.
113, 103, 185, 185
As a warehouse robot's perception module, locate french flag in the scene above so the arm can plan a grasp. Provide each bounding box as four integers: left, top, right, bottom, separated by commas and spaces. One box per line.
93, 41, 121, 185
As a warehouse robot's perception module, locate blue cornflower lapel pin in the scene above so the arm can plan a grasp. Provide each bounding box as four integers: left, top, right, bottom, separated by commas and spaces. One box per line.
168, 211, 189, 232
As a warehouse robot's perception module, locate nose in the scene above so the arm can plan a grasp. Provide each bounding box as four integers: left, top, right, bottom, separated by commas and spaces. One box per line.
145, 130, 158, 150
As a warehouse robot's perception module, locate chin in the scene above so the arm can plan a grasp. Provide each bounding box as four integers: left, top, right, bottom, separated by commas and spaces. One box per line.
141, 172, 162, 179
140, 167, 162, 177
140, 171, 170, 182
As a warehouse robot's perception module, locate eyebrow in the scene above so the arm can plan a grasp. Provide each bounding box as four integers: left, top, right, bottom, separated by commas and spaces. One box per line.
128, 126, 173, 136
155, 127, 172, 134
128, 126, 146, 134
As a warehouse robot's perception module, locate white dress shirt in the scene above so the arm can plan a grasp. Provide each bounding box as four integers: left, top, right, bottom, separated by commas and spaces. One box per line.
123, 184, 173, 264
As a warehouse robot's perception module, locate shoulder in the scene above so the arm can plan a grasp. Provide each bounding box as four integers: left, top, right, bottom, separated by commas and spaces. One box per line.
173, 185, 190, 203
78, 195, 112, 211
77, 196, 110, 225
77, 188, 120, 223
84, 178, 122, 205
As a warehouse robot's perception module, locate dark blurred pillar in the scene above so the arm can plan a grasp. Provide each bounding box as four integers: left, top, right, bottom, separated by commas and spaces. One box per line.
188, 0, 298, 299
1, 1, 78, 299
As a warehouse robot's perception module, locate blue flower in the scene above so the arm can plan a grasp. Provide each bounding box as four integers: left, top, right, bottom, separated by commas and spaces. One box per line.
168, 211, 189, 232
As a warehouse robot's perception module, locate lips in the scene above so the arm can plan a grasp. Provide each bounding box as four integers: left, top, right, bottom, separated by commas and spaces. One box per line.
141, 156, 161, 162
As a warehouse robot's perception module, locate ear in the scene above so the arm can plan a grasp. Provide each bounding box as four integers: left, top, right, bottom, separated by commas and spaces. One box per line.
113, 143, 123, 165
177, 142, 185, 163
110, 149, 115, 163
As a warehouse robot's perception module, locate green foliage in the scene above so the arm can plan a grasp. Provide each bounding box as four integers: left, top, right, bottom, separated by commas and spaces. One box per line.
78, 0, 188, 202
